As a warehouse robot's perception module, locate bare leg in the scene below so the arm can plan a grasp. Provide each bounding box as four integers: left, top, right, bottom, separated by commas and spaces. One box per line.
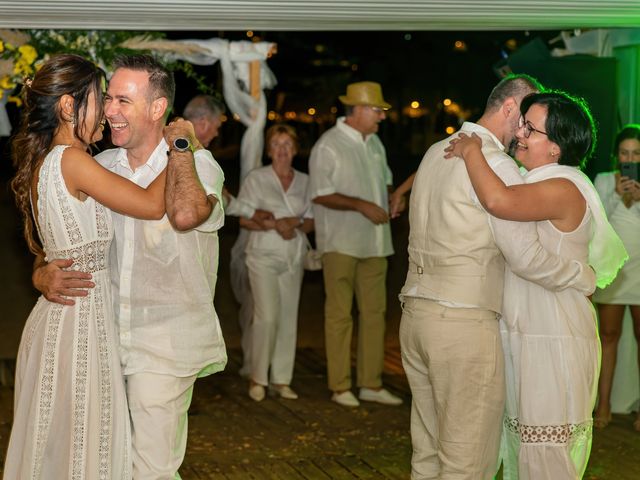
594, 304, 625, 427
630, 305, 640, 431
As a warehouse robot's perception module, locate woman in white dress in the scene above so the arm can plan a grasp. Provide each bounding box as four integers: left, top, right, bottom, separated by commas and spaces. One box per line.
4, 54, 167, 479
592, 124, 640, 430
446, 91, 627, 479
236, 124, 314, 402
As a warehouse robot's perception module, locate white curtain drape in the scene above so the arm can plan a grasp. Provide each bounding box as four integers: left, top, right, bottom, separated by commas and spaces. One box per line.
166, 38, 277, 181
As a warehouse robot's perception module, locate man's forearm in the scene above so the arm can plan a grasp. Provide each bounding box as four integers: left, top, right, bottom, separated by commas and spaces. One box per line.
313, 193, 363, 212
165, 150, 213, 231
494, 217, 595, 294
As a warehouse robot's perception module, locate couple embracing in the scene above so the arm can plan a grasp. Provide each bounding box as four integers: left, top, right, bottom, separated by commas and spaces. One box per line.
4, 53, 225, 479
401, 74, 627, 479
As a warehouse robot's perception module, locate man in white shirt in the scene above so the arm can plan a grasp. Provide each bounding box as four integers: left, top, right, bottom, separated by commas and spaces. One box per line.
399, 74, 596, 479
309, 81, 402, 408
33, 54, 226, 479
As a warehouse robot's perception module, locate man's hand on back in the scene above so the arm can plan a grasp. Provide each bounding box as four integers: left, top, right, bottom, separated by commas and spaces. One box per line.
33, 259, 94, 306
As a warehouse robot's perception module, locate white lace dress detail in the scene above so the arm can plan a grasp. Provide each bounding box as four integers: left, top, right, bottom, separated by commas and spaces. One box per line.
3, 145, 131, 479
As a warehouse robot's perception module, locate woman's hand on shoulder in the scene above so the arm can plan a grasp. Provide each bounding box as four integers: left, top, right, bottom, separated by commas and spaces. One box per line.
444, 132, 482, 159
164, 118, 198, 151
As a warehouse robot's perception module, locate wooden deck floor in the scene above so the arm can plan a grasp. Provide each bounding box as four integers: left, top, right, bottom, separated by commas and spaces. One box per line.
1, 347, 639, 479
181, 348, 412, 479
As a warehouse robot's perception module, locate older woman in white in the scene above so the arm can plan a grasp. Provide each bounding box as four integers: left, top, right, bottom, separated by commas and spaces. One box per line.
236, 124, 314, 401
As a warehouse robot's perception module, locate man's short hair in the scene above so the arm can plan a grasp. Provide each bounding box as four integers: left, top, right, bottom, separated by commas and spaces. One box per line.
183, 94, 225, 121
112, 54, 175, 111
484, 74, 543, 114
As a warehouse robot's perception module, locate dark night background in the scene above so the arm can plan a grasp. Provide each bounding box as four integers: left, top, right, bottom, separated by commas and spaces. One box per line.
167, 30, 618, 195
1, 29, 619, 192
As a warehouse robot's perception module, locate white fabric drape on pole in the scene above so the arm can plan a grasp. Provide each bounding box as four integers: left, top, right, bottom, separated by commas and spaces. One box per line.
166, 38, 277, 181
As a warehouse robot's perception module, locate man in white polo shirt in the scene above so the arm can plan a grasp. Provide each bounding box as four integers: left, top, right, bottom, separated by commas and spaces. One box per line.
309, 81, 402, 408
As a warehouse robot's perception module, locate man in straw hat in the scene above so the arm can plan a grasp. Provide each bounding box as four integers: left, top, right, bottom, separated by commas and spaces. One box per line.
309, 81, 402, 408
399, 74, 596, 478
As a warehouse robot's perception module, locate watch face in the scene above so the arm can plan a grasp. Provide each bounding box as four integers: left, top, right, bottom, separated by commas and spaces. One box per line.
174, 138, 190, 151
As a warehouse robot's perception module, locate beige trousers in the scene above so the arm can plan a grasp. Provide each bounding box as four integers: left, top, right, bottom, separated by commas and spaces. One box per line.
126, 372, 198, 480
322, 252, 387, 392
399, 297, 504, 480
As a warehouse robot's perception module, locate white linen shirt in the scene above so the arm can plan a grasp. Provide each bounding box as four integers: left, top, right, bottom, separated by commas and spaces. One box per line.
309, 117, 394, 258
234, 165, 312, 268
96, 139, 227, 378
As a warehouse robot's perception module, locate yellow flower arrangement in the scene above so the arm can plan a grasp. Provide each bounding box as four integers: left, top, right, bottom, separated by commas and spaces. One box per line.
0, 29, 214, 105
0, 74, 14, 91
0, 32, 38, 99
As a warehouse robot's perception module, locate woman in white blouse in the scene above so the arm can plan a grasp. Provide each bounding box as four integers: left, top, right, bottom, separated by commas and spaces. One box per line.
593, 124, 640, 430
236, 124, 314, 401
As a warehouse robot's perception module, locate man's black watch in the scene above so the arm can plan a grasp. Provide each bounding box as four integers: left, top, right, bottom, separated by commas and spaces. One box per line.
172, 137, 192, 153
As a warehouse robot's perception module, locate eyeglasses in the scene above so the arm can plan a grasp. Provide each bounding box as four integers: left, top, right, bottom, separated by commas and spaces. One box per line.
518, 115, 547, 138
368, 106, 385, 114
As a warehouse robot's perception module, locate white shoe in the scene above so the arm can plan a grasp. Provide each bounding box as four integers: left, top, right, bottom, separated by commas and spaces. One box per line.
359, 387, 403, 406
249, 384, 265, 402
331, 390, 360, 407
269, 385, 299, 400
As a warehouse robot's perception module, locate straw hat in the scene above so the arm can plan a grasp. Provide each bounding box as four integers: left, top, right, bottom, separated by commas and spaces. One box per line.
339, 81, 391, 110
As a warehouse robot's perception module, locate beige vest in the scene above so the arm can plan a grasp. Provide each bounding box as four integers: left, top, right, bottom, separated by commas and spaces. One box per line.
400, 129, 506, 313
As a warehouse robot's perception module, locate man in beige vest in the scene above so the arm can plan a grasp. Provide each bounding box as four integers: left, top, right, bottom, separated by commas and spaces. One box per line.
399, 74, 596, 479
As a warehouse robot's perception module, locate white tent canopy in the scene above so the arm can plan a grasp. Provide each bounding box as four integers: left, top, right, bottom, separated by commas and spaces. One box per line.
0, 0, 639, 31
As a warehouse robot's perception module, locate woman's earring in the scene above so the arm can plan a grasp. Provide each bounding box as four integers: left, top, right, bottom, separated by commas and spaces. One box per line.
550, 151, 557, 157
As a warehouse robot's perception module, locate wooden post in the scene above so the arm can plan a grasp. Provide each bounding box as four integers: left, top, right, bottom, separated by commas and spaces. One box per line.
249, 60, 261, 100
249, 44, 277, 101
